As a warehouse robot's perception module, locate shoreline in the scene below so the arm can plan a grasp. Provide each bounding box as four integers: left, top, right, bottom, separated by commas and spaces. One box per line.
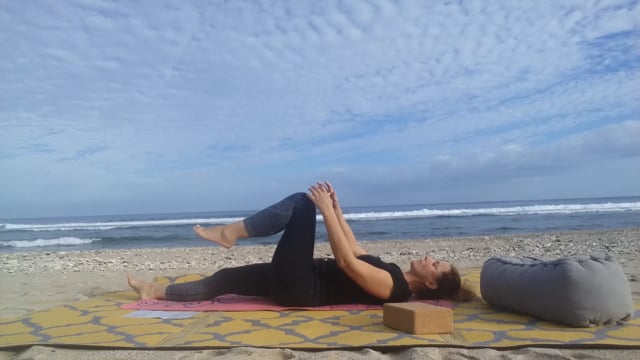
1, 228, 638, 359
2, 227, 638, 274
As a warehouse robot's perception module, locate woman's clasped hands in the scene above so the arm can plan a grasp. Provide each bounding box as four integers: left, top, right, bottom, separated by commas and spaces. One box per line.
308, 181, 336, 212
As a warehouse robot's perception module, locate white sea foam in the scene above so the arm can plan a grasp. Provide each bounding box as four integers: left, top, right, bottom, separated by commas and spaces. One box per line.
1, 237, 101, 248
2, 217, 244, 232
2, 201, 638, 231
343, 202, 640, 221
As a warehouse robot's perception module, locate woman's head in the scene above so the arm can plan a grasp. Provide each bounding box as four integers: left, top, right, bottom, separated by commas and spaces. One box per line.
416, 265, 461, 299
409, 256, 461, 299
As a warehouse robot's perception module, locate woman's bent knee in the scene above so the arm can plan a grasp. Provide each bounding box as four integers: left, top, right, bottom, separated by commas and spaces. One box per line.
291, 192, 315, 210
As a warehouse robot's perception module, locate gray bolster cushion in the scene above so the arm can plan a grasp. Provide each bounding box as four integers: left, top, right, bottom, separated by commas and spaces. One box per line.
480, 254, 633, 327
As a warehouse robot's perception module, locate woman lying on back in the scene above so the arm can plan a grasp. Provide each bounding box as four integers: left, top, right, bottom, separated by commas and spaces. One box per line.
128, 182, 463, 306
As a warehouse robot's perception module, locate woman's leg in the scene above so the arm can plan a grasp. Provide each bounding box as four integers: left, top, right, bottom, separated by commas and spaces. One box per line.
266, 193, 317, 306
165, 263, 271, 301
193, 221, 248, 248
141, 192, 317, 303
194, 193, 318, 304
128, 274, 168, 300
128, 263, 272, 301
194, 192, 312, 248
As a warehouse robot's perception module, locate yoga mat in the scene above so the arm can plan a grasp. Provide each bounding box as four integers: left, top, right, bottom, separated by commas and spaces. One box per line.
1, 269, 639, 350
121, 293, 452, 312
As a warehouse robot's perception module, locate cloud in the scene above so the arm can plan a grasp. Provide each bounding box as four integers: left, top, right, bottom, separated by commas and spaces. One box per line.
1, 0, 639, 217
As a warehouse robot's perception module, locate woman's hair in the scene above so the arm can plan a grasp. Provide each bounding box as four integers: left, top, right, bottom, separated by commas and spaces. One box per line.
415, 265, 461, 300
414, 265, 480, 302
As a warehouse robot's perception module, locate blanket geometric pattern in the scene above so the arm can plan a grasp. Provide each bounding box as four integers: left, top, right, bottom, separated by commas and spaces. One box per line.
1, 269, 639, 350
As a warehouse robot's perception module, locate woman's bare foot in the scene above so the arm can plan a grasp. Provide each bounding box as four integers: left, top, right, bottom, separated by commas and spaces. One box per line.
127, 274, 164, 300
193, 224, 238, 249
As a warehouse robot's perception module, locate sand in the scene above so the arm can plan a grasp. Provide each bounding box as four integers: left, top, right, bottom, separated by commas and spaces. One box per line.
1, 228, 638, 359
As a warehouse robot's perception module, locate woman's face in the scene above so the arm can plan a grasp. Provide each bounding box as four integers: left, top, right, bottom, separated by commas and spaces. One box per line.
410, 255, 451, 288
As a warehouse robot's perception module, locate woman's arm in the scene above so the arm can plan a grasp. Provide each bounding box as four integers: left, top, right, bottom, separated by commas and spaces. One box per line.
308, 184, 394, 299
323, 182, 368, 257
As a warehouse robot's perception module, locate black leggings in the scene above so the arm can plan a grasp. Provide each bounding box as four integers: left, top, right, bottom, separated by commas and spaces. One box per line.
165, 192, 318, 306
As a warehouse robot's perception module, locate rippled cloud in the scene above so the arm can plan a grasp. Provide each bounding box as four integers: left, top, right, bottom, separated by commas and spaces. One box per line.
1, 0, 639, 216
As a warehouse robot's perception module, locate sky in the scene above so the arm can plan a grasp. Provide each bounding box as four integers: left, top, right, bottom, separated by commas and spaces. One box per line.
1, 0, 639, 218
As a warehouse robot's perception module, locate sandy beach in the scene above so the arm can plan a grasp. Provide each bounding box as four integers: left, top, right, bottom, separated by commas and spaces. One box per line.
1, 228, 638, 359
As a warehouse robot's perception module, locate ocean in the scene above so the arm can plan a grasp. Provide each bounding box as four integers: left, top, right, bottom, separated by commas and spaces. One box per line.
1, 196, 639, 253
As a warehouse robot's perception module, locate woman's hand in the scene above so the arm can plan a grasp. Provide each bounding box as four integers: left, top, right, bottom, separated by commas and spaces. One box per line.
323, 181, 340, 210
308, 183, 334, 212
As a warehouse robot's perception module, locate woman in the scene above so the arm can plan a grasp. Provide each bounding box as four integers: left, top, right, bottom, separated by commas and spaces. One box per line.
128, 182, 461, 306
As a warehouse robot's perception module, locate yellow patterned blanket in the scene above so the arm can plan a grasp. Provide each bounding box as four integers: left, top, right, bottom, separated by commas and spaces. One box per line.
1, 270, 638, 350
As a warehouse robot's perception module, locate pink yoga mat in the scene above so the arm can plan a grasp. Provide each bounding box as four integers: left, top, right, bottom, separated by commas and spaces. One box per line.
122, 294, 452, 312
